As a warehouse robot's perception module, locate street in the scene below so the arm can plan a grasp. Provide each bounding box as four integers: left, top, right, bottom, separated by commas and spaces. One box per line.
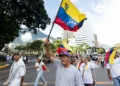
0, 62, 113, 86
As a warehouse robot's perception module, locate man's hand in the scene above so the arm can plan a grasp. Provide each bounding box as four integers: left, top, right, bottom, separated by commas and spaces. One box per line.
43, 39, 50, 46
108, 75, 112, 81
43, 38, 54, 62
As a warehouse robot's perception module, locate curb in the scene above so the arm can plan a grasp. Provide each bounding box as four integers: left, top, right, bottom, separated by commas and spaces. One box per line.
0, 64, 9, 69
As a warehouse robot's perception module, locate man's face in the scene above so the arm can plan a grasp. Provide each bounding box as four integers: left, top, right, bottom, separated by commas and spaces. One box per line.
87, 56, 91, 61
81, 57, 85, 62
14, 55, 20, 62
60, 55, 70, 66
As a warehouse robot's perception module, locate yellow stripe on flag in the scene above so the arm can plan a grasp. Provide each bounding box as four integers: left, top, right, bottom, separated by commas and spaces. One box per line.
62, 40, 73, 53
61, 0, 86, 23
109, 49, 116, 64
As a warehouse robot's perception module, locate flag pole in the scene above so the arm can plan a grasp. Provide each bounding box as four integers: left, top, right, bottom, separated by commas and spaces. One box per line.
67, 31, 69, 43
47, 0, 63, 40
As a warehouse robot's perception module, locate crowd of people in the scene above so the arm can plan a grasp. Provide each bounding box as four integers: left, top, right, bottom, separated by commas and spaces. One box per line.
3, 39, 120, 86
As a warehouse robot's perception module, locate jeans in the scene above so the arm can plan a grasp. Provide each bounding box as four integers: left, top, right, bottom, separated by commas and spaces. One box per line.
113, 76, 120, 86
34, 70, 46, 86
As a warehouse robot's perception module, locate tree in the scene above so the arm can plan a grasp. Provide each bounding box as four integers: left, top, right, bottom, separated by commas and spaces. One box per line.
0, 0, 50, 50
77, 43, 91, 53
31, 40, 43, 52
53, 40, 62, 49
97, 48, 106, 54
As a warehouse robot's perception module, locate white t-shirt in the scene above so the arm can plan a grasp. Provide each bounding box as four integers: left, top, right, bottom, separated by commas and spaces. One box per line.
35, 62, 44, 71
23, 56, 26, 60
53, 58, 84, 86
106, 57, 120, 78
9, 62, 26, 86
79, 62, 99, 84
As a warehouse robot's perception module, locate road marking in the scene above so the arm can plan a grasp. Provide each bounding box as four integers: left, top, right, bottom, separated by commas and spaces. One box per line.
0, 64, 9, 69
96, 81, 113, 84
0, 81, 113, 86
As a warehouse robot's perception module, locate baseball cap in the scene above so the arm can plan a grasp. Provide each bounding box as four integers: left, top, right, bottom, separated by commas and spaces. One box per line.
59, 51, 70, 57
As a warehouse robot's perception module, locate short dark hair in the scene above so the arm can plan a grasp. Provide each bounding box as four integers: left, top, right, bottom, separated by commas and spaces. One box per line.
13, 52, 20, 56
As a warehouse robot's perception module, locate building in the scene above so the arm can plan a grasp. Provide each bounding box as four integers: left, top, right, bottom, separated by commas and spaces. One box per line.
68, 38, 76, 46
62, 31, 74, 39
75, 20, 94, 46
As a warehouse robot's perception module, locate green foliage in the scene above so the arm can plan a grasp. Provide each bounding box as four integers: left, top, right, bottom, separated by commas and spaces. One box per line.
30, 40, 43, 50
15, 40, 56, 54
0, 0, 50, 50
77, 43, 91, 52
53, 40, 62, 49
97, 48, 106, 54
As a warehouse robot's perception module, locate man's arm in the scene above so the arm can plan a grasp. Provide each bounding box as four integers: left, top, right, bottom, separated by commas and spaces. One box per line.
106, 63, 112, 81
20, 76, 24, 86
43, 39, 54, 62
107, 69, 112, 81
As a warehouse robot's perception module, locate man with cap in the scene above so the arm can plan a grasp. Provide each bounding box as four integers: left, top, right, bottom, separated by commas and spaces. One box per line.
4, 52, 26, 86
43, 39, 84, 86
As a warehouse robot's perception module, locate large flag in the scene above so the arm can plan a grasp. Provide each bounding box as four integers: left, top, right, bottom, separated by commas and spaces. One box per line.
54, 0, 86, 32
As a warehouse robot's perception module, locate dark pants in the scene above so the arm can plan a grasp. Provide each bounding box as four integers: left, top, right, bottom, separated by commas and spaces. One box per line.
101, 61, 104, 68
93, 80, 95, 86
84, 84, 93, 86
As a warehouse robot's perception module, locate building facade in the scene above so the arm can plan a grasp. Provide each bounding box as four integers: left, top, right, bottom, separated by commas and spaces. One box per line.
75, 20, 94, 47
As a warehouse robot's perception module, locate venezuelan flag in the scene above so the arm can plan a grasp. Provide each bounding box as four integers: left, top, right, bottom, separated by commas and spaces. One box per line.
56, 46, 67, 54
105, 48, 117, 65
104, 51, 110, 66
62, 40, 73, 53
109, 49, 117, 64
54, 0, 86, 32
56, 40, 74, 54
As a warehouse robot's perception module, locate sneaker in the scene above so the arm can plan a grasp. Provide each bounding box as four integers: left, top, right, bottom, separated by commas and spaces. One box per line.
44, 82, 47, 86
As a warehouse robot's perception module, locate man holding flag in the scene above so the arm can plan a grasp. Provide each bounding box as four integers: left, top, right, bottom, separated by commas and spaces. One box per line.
44, 0, 86, 85
43, 39, 84, 86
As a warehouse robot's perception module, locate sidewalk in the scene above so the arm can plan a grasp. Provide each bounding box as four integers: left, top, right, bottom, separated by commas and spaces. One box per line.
0, 62, 9, 69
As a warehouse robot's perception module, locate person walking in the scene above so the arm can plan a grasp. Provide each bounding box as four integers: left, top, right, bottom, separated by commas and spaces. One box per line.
34, 55, 48, 86
43, 39, 84, 86
78, 55, 101, 86
4, 52, 26, 86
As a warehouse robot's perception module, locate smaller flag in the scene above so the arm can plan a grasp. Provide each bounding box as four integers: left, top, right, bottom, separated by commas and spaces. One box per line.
109, 49, 116, 64
105, 48, 117, 65
56, 47, 67, 54
104, 51, 110, 66
62, 40, 73, 53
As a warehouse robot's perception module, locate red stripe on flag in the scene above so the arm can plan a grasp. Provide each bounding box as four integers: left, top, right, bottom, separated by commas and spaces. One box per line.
54, 17, 79, 32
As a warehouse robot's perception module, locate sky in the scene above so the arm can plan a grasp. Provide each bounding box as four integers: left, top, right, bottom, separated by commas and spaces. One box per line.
21, 0, 120, 46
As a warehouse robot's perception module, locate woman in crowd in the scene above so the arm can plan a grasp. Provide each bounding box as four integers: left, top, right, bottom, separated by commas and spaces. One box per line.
34, 55, 49, 86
